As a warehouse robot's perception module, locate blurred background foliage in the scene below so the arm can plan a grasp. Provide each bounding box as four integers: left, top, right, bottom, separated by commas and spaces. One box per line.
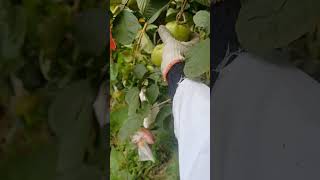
236, 0, 320, 81
0, 0, 108, 179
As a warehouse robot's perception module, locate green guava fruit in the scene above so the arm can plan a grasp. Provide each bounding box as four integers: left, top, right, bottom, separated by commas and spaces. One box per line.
165, 21, 191, 41
151, 44, 164, 67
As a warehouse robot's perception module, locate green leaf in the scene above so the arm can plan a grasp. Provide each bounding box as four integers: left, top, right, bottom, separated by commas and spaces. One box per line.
125, 87, 140, 116
139, 32, 155, 54
147, 2, 169, 24
236, 0, 320, 53
184, 38, 210, 78
155, 104, 172, 128
111, 148, 132, 180
113, 9, 141, 45
48, 80, 93, 137
143, 104, 159, 128
194, 0, 211, 6
148, 71, 162, 82
193, 10, 210, 33
118, 113, 142, 142
110, 148, 123, 172
56, 101, 93, 173
136, 0, 150, 14
74, 8, 106, 55
111, 0, 122, 5
165, 8, 179, 22
110, 106, 128, 134
48, 80, 94, 172
146, 83, 159, 104
146, 24, 158, 32
133, 64, 147, 79
110, 63, 119, 81
139, 101, 152, 118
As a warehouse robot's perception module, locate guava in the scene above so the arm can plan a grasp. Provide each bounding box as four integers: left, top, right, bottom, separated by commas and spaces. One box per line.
15, 95, 42, 126
146, 65, 154, 72
151, 44, 164, 67
15, 95, 38, 117
165, 21, 191, 41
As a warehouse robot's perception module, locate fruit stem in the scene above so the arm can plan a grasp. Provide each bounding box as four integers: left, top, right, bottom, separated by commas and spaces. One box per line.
176, 0, 188, 24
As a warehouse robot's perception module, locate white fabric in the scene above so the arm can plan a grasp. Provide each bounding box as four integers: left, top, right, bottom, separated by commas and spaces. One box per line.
172, 78, 210, 180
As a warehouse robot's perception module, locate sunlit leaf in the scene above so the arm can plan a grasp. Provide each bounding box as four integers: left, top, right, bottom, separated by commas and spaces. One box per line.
193, 10, 210, 33
184, 38, 210, 78
139, 32, 155, 54
111, 148, 132, 179
113, 9, 141, 45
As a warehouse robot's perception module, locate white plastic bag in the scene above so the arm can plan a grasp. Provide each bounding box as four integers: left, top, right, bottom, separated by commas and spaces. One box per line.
132, 128, 155, 162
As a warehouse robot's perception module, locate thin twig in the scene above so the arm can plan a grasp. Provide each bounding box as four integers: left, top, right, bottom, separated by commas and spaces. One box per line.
176, 0, 188, 23
132, 22, 148, 63
152, 99, 171, 109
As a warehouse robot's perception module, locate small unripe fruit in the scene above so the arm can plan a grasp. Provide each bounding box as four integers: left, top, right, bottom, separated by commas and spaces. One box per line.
165, 21, 191, 41
151, 44, 164, 67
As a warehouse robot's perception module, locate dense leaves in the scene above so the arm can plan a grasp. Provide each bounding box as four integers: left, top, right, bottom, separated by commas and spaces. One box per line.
0, 0, 107, 179
235, 0, 320, 81
110, 0, 210, 179
236, 0, 320, 53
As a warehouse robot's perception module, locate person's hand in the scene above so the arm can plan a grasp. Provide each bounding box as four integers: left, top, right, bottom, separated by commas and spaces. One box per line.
157, 25, 199, 80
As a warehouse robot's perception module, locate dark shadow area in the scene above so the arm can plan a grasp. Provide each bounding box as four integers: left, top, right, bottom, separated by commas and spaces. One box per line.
212, 0, 320, 180
0, 0, 108, 179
